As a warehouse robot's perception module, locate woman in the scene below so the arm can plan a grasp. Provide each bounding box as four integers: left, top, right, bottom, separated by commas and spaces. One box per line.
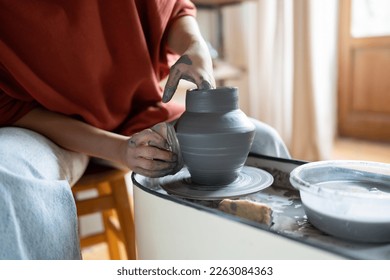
0, 0, 288, 259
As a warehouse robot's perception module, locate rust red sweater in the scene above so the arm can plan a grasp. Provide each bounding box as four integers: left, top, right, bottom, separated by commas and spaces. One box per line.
0, 0, 195, 135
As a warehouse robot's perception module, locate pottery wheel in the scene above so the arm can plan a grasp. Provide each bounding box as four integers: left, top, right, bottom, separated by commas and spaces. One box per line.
159, 166, 274, 200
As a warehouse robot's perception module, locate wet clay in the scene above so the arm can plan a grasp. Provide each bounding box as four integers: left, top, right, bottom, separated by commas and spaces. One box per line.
175, 87, 255, 186
159, 166, 273, 200
304, 205, 390, 243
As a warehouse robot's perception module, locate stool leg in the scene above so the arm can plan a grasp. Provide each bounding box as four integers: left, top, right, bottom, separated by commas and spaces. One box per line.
98, 182, 121, 259
110, 177, 137, 260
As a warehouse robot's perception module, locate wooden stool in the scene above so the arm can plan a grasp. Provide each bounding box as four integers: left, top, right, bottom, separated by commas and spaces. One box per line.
72, 163, 136, 260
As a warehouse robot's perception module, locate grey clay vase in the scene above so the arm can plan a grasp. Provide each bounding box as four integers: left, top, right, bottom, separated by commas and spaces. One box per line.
175, 87, 255, 186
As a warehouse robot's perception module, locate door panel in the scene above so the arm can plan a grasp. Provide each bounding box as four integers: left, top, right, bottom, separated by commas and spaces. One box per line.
352, 48, 390, 114
338, 0, 390, 141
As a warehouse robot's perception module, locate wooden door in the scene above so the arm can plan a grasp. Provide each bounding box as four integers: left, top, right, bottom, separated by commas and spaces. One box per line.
338, 0, 390, 142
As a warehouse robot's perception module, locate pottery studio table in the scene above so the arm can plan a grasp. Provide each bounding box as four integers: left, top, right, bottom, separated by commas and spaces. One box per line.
131, 153, 390, 259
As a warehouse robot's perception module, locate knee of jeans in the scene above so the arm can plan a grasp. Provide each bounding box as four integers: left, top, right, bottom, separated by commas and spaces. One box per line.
0, 127, 76, 181
250, 119, 280, 143
249, 119, 290, 158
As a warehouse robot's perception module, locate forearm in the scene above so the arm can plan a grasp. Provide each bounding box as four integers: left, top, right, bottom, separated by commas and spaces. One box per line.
13, 108, 129, 165
166, 15, 207, 55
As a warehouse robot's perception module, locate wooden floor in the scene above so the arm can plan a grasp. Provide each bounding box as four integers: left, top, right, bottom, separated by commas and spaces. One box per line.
81, 137, 390, 260
331, 138, 390, 163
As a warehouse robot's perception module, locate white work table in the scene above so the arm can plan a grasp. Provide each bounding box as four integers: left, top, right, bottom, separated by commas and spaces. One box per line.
132, 154, 390, 260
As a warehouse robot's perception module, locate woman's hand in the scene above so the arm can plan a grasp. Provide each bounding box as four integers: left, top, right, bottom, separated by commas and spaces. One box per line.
162, 16, 216, 103
121, 123, 183, 178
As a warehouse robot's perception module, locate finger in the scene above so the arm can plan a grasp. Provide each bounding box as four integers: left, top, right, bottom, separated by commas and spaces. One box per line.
193, 69, 216, 90
134, 145, 177, 163
130, 129, 170, 150
198, 79, 213, 90
162, 55, 194, 103
136, 156, 177, 171
132, 151, 178, 178
162, 66, 182, 103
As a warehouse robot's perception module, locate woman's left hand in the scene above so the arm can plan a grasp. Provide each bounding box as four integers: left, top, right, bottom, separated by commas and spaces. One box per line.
162, 16, 216, 103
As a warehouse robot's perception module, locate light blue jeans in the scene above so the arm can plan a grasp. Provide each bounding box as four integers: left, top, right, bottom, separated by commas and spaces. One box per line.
0, 127, 88, 259
249, 118, 291, 159
0, 120, 289, 259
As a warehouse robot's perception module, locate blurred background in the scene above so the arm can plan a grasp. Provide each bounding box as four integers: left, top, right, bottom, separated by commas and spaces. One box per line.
170, 0, 390, 163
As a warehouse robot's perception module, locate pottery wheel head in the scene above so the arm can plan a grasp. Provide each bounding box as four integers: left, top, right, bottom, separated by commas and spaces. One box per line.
159, 166, 274, 200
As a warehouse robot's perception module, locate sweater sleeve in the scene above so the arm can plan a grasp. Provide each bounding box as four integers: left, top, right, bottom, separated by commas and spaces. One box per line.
0, 89, 38, 126
0, 62, 38, 125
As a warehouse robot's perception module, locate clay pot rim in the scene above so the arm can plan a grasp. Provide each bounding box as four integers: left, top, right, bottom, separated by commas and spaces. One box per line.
187, 86, 238, 95
185, 86, 239, 112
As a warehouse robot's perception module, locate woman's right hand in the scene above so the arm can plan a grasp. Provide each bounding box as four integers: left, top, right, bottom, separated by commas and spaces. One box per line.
121, 122, 183, 178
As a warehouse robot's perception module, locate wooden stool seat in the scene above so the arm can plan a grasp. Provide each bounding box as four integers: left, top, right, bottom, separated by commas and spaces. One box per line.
72, 163, 136, 259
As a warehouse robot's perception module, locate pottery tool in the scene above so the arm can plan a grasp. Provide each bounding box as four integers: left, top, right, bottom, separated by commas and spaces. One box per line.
218, 199, 273, 226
